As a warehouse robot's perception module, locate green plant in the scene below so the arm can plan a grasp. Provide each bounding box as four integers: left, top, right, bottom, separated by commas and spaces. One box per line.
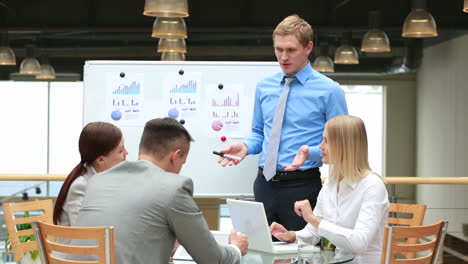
320, 236, 336, 251
4, 211, 39, 260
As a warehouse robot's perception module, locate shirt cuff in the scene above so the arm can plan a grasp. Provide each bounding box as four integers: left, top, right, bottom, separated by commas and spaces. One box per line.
316, 219, 335, 238
228, 244, 242, 258
308, 146, 322, 162
241, 140, 254, 155
294, 229, 309, 244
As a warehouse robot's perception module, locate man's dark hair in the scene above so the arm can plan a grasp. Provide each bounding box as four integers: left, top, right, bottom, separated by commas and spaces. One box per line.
139, 117, 194, 160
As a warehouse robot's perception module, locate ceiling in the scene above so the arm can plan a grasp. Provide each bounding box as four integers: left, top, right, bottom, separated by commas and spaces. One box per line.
1, 0, 467, 79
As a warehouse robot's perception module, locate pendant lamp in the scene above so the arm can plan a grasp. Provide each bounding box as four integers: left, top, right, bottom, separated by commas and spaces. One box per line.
157, 38, 187, 53
152, 18, 187, 39
312, 44, 334, 73
464, 0, 468, 13
143, 0, 189, 17
20, 46, 41, 75
0, 33, 16, 65
161, 52, 185, 61
334, 32, 359, 64
402, 0, 438, 38
36, 55, 56, 80
361, 11, 391, 52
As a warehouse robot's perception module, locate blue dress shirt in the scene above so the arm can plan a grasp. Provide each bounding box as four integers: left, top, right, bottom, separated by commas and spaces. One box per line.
243, 62, 348, 171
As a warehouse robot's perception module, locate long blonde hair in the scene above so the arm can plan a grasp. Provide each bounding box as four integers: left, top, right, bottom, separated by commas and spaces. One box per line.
326, 115, 373, 184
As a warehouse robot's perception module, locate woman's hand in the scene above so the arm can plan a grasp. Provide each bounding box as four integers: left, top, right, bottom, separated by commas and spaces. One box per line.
270, 222, 296, 243
294, 199, 321, 227
294, 200, 314, 220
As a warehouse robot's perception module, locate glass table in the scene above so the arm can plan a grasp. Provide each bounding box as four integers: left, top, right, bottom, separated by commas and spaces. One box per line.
241, 249, 354, 264
173, 249, 354, 264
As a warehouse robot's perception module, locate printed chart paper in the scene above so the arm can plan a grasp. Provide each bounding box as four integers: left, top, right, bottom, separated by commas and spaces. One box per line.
106, 72, 144, 126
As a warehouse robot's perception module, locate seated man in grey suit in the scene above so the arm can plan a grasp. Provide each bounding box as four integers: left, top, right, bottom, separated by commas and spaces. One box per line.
75, 117, 248, 264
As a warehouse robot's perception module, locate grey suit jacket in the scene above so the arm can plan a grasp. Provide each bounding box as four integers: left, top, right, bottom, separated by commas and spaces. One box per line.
75, 160, 240, 264
58, 164, 96, 227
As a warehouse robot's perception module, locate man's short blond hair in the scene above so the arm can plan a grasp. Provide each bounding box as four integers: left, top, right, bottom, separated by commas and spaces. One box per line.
273, 14, 313, 47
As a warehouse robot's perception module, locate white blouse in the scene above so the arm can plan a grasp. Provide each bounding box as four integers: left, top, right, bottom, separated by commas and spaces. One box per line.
58, 164, 96, 226
295, 173, 389, 264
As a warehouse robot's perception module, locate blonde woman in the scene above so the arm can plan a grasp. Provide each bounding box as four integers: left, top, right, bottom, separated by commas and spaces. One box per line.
270, 115, 389, 263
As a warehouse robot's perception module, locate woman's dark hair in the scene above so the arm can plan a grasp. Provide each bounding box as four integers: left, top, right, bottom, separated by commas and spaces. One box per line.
53, 122, 122, 224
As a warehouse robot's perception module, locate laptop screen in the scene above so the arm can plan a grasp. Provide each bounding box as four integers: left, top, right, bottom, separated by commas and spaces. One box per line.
227, 199, 276, 252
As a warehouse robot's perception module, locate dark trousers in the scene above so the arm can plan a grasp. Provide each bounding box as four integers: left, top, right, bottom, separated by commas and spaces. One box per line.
254, 168, 322, 232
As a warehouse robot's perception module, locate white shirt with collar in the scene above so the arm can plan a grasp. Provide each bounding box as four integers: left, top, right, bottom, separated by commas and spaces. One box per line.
295, 173, 389, 264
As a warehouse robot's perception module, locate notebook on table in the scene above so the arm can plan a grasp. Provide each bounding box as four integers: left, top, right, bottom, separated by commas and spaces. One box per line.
226, 199, 319, 255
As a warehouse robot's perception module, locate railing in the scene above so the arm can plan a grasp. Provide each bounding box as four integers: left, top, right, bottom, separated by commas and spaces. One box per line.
0, 174, 67, 181
2, 174, 468, 183
2, 174, 468, 186
2, 174, 468, 202
383, 177, 468, 203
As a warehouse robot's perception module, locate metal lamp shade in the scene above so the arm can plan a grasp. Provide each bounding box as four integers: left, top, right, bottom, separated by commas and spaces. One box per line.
152, 18, 187, 38
312, 56, 334, 73
36, 64, 56, 79
143, 0, 188, 17
361, 29, 391, 52
334, 45, 359, 64
402, 9, 438, 38
161, 52, 185, 61
0, 47, 16, 65
157, 38, 186, 53
19, 57, 41, 74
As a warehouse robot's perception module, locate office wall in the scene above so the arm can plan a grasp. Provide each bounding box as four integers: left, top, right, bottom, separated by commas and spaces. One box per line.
416, 34, 468, 239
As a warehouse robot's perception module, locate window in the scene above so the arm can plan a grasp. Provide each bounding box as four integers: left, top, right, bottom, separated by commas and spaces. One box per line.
48, 82, 84, 195
320, 85, 384, 178
0, 82, 48, 197
0, 81, 83, 197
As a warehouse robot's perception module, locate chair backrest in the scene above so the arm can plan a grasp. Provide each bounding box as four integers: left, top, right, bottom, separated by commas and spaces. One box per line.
388, 203, 428, 259
388, 203, 427, 226
2, 199, 54, 262
33, 220, 115, 264
381, 220, 448, 264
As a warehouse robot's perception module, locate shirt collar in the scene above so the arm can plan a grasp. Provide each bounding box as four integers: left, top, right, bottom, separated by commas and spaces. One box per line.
281, 61, 313, 85
341, 178, 359, 190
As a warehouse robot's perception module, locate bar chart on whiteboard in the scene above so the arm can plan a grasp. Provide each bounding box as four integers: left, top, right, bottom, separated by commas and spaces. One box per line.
163, 72, 201, 124
207, 84, 246, 138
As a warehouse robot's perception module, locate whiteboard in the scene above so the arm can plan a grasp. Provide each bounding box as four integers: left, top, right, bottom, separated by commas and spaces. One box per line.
83, 61, 281, 197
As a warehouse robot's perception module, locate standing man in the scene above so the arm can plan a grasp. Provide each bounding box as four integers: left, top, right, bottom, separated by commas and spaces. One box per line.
218, 15, 348, 231
76, 118, 248, 264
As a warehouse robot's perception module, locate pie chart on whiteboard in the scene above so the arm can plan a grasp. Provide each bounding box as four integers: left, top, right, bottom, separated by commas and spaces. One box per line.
212, 120, 223, 131
111, 110, 122, 121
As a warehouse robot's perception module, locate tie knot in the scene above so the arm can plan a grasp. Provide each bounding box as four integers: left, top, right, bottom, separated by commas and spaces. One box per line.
284, 76, 296, 85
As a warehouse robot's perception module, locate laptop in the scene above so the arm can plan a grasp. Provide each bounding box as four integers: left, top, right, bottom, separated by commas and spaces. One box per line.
227, 199, 318, 254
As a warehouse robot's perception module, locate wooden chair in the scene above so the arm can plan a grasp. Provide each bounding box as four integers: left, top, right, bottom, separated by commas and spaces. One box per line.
381, 220, 448, 264
2, 199, 54, 262
388, 203, 428, 258
33, 220, 115, 264
388, 203, 427, 227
